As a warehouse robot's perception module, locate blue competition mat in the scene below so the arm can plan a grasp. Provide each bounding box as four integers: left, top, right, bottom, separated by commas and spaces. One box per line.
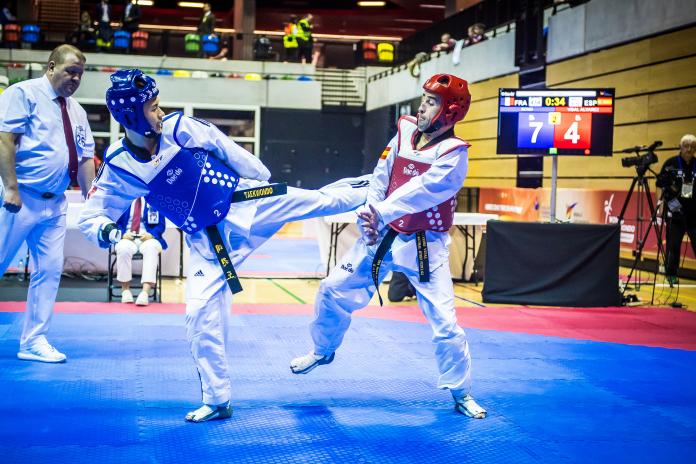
0, 312, 695, 463
240, 237, 324, 276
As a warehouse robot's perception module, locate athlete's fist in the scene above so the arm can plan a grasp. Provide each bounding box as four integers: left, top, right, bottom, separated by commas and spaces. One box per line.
2, 187, 22, 213
100, 222, 122, 245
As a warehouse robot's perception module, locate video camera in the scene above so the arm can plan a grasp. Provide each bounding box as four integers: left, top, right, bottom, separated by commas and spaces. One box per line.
620, 140, 662, 169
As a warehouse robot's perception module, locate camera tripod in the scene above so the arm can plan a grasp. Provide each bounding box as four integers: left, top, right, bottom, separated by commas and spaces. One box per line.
617, 160, 667, 305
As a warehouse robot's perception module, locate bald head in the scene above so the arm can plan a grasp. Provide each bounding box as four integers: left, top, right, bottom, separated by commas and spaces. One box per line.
46, 44, 86, 98
47, 44, 86, 67
681, 134, 696, 161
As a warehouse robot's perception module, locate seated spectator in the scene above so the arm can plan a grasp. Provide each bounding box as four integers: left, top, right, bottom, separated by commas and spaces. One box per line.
208, 34, 231, 60
115, 198, 167, 306
432, 33, 456, 52
464, 23, 487, 47
407, 51, 428, 78
254, 34, 273, 60
73, 11, 96, 49
0, 2, 16, 25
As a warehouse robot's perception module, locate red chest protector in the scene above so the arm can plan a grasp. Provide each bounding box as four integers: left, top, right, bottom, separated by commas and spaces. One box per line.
386, 116, 470, 234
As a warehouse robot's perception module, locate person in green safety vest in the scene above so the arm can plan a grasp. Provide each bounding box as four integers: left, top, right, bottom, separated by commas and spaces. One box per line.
282, 15, 299, 62
296, 13, 313, 64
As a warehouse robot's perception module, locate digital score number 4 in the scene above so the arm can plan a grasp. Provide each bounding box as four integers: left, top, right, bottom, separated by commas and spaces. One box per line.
554, 113, 591, 149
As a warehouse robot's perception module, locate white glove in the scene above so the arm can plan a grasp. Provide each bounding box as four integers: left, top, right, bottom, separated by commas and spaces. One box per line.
100, 222, 122, 245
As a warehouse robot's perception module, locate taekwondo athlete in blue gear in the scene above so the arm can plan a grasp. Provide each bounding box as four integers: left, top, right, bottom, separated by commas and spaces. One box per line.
78, 69, 370, 423
290, 74, 487, 419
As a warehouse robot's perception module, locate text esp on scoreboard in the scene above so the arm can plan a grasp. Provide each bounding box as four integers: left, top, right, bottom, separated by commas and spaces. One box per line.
500, 89, 614, 155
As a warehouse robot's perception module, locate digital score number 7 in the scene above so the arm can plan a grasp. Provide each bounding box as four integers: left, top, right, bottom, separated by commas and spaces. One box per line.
517, 112, 554, 148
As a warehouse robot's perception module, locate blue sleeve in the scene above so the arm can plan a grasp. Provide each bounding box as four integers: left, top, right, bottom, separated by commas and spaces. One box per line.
0, 85, 31, 133
116, 207, 129, 234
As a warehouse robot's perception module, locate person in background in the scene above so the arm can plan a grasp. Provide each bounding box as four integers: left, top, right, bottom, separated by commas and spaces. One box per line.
197, 3, 216, 36
121, 0, 141, 34
388, 271, 416, 302
0, 1, 16, 25
254, 34, 273, 61
208, 34, 231, 60
73, 11, 96, 49
114, 197, 166, 306
464, 23, 486, 47
95, 0, 112, 52
296, 13, 313, 64
657, 134, 696, 286
282, 16, 299, 63
432, 33, 456, 52
0, 44, 95, 363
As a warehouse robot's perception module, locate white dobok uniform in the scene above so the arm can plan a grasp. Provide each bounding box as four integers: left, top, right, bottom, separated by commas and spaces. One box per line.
0, 76, 94, 350
308, 115, 475, 396
79, 112, 369, 405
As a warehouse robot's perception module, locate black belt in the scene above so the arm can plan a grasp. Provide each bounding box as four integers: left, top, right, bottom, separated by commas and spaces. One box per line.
232, 183, 287, 203
41, 192, 56, 199
206, 224, 243, 294
205, 182, 287, 295
371, 228, 429, 306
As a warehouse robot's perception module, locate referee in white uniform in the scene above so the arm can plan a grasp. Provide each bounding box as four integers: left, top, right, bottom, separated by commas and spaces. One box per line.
0, 44, 95, 363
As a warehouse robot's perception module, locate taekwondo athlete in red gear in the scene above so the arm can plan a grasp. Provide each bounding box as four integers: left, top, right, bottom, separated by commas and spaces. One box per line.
290, 74, 487, 419
78, 69, 370, 423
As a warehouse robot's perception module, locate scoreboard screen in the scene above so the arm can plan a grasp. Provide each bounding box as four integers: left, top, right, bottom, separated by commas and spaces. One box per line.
496, 88, 615, 156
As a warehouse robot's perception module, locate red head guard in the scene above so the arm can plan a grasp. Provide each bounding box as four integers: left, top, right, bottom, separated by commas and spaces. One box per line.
422, 74, 471, 127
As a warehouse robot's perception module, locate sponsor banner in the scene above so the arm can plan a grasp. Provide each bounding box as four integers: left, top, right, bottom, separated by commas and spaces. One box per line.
479, 187, 693, 259
479, 188, 541, 221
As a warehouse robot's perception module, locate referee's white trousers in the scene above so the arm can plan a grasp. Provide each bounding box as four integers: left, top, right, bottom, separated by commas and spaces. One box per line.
310, 238, 473, 395
185, 177, 369, 405
0, 188, 66, 349
115, 238, 162, 284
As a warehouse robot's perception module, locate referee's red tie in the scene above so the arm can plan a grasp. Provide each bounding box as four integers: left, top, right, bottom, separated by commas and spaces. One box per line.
130, 198, 142, 233
57, 96, 79, 187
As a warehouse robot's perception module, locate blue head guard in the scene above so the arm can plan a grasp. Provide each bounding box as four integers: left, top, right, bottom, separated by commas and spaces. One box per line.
106, 69, 160, 138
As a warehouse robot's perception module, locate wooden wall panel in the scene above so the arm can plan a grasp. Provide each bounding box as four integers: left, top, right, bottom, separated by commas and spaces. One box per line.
547, 26, 696, 86
615, 87, 696, 126
551, 56, 696, 99
467, 139, 499, 158
457, 118, 498, 141
454, 27, 695, 192
465, 98, 498, 122
614, 117, 696, 151
467, 74, 519, 101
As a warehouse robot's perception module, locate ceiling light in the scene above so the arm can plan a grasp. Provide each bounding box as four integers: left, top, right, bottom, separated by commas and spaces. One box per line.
177, 1, 205, 8
394, 18, 434, 23
136, 0, 154, 5
134, 25, 402, 41
358, 1, 386, 6
381, 27, 417, 32
420, 3, 446, 8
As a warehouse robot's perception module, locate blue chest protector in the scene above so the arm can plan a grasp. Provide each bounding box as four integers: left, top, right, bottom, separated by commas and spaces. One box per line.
145, 147, 240, 234
106, 144, 240, 235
